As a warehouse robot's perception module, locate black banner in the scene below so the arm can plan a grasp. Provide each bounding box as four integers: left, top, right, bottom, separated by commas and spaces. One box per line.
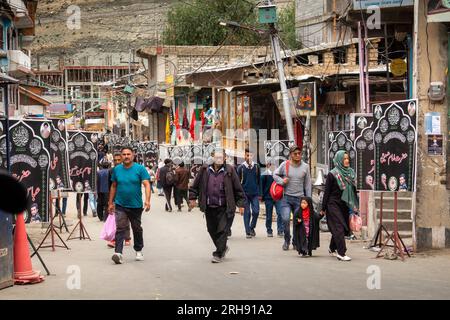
353, 114, 376, 190
0, 119, 51, 223
327, 131, 356, 171
373, 99, 417, 192
49, 119, 71, 191
264, 140, 295, 168
68, 131, 98, 193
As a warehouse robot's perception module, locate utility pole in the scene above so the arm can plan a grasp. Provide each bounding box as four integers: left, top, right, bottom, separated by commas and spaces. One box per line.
266, 0, 295, 142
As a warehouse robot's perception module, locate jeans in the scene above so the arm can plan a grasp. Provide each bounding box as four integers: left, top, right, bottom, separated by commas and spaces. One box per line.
264, 199, 283, 234
279, 194, 302, 245
243, 194, 260, 235
163, 186, 173, 211
88, 192, 97, 215
114, 205, 143, 254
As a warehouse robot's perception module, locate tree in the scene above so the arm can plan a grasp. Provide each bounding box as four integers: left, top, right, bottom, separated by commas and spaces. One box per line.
277, 2, 301, 50
163, 0, 262, 46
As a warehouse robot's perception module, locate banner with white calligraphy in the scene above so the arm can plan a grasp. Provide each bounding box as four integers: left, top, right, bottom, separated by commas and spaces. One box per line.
373, 99, 418, 192
353, 114, 376, 190
0, 119, 51, 223
49, 119, 71, 191
68, 131, 98, 193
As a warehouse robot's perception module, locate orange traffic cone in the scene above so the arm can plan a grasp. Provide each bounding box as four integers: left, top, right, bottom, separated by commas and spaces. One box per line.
13, 212, 44, 285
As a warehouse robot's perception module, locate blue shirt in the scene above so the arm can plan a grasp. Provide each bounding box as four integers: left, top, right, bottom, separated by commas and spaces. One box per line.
111, 163, 150, 208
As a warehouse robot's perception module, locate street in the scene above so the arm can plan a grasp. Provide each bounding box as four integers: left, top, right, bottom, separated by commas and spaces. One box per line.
1, 193, 450, 300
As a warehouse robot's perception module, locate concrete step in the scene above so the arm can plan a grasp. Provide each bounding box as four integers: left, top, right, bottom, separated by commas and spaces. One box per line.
375, 199, 412, 211
381, 220, 413, 232
375, 209, 412, 220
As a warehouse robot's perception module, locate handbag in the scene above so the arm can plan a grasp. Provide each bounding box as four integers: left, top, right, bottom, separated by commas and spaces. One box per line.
270, 160, 290, 201
349, 213, 362, 232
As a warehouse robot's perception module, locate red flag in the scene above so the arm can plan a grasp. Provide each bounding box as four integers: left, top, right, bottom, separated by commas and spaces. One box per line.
182, 109, 189, 131
200, 110, 205, 130
190, 110, 196, 140
175, 108, 181, 140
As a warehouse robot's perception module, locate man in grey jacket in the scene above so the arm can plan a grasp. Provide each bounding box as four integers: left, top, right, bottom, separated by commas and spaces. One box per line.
273, 145, 312, 251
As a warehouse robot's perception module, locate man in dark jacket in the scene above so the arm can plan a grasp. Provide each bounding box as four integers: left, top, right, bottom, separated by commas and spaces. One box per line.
159, 159, 174, 212
189, 149, 245, 263
174, 162, 190, 212
97, 160, 111, 221
237, 149, 261, 239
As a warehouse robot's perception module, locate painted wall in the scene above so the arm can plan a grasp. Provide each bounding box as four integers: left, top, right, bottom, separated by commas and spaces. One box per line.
415, 0, 450, 249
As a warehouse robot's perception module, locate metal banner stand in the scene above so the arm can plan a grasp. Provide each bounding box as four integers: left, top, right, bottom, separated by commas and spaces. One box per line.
376, 192, 411, 261
370, 192, 391, 249
67, 193, 91, 241
33, 193, 70, 252
54, 190, 69, 233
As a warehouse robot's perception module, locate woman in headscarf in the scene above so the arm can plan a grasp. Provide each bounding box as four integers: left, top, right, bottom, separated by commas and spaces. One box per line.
320, 150, 359, 261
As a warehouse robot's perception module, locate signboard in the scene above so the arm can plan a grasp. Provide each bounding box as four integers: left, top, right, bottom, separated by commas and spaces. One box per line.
139, 141, 159, 165
373, 99, 417, 192
353, 0, 414, 10
0, 119, 51, 223
353, 114, 376, 190
49, 119, 71, 191
428, 135, 443, 156
327, 131, 356, 171
295, 82, 316, 116
68, 131, 98, 193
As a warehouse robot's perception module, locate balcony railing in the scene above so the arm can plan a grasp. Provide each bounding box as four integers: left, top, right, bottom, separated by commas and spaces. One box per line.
7, 50, 31, 76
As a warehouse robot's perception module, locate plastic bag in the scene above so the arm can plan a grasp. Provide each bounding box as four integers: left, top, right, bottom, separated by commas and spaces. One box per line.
100, 214, 116, 241
349, 213, 362, 232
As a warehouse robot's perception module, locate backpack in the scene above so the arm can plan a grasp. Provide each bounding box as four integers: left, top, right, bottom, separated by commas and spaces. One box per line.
166, 169, 176, 186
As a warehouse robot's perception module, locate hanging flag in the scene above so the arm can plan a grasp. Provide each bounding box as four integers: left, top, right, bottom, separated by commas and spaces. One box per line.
182, 109, 189, 130
175, 108, 181, 141
165, 113, 170, 144
200, 110, 205, 131
190, 110, 196, 140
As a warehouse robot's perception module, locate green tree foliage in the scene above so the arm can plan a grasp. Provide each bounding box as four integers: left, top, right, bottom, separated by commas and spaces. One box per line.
277, 2, 301, 50
163, 0, 262, 46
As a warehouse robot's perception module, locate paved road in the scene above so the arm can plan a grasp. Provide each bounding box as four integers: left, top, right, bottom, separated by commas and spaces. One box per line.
1, 193, 450, 300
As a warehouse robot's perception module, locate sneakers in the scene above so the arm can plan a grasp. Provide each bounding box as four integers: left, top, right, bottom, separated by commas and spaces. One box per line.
277, 232, 284, 238
112, 253, 123, 264
246, 233, 252, 239
211, 255, 222, 263
250, 229, 256, 237
336, 254, 352, 261
107, 240, 115, 248
267, 232, 273, 238
282, 242, 289, 251
328, 249, 337, 257
135, 251, 144, 261
177, 208, 182, 212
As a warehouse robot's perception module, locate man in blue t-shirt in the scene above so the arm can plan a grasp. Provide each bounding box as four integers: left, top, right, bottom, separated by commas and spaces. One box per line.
108, 147, 151, 264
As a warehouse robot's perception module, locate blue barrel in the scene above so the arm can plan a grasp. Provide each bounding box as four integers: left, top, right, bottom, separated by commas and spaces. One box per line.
0, 210, 13, 290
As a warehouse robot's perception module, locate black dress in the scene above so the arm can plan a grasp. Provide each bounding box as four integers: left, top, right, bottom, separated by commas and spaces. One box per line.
293, 197, 320, 256
321, 172, 351, 256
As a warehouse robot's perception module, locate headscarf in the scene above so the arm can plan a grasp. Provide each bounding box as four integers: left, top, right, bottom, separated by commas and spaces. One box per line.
330, 150, 359, 211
